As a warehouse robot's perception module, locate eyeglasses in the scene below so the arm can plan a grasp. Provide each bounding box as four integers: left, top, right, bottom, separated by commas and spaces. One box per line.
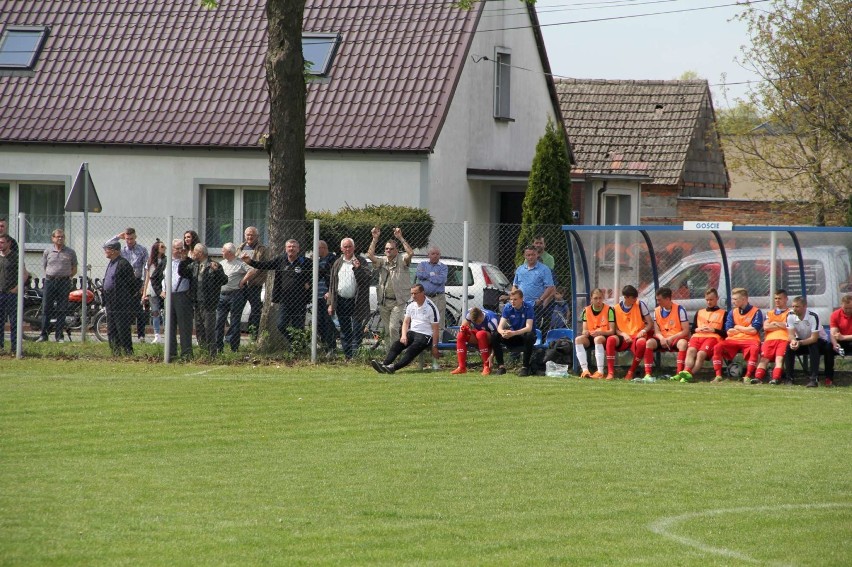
385, 247, 396, 251
52, 235, 64, 239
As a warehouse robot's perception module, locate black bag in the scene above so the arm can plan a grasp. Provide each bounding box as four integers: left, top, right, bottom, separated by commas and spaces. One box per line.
529, 348, 547, 376
543, 338, 573, 366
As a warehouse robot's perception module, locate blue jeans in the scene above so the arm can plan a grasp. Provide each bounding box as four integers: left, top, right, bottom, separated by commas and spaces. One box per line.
336, 296, 362, 359
41, 277, 71, 340
316, 295, 336, 351
0, 291, 16, 347
216, 289, 246, 352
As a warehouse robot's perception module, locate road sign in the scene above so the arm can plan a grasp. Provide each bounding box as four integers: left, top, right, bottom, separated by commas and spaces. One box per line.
65, 162, 102, 213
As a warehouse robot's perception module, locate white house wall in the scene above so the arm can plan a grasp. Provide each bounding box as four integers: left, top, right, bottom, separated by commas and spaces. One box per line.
428, 1, 559, 225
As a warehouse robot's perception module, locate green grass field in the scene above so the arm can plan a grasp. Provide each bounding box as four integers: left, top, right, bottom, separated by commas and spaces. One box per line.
1, 359, 850, 565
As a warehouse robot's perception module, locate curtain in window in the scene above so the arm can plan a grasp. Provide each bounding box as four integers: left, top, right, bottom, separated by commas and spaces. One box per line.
19, 183, 64, 244
205, 188, 234, 248
243, 190, 268, 244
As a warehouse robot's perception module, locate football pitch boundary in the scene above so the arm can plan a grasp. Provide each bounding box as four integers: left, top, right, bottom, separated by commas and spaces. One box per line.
650, 502, 852, 564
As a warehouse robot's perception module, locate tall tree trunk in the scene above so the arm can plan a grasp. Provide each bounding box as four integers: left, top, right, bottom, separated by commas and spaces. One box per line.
258, 0, 307, 352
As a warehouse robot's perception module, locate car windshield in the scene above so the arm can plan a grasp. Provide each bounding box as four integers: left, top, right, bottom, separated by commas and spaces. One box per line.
485, 265, 510, 288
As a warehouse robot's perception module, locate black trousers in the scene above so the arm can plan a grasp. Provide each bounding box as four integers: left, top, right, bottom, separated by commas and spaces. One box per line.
383, 331, 432, 370
492, 330, 536, 368
106, 306, 133, 355
784, 340, 823, 381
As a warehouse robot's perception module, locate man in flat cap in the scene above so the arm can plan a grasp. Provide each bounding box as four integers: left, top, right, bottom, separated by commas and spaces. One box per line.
102, 240, 137, 355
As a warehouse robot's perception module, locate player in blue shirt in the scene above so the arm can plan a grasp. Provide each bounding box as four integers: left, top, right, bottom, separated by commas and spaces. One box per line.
492, 289, 536, 376
451, 306, 499, 375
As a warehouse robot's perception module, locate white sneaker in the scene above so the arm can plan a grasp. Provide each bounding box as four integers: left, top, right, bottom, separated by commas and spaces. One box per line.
152, 334, 162, 344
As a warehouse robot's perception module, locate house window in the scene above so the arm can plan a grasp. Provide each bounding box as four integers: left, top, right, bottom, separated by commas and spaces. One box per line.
494, 48, 512, 120
203, 186, 268, 250
0, 181, 65, 244
0, 26, 50, 71
302, 33, 340, 76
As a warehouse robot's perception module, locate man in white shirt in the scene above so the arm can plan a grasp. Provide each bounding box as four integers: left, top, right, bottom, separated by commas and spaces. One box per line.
785, 295, 831, 387
327, 237, 371, 361
215, 242, 253, 352
371, 284, 439, 374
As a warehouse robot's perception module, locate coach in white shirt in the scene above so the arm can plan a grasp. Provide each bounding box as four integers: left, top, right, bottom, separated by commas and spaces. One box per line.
785, 295, 830, 387
371, 284, 439, 374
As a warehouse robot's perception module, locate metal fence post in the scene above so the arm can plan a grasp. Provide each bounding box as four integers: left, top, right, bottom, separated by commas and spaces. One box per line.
163, 217, 173, 363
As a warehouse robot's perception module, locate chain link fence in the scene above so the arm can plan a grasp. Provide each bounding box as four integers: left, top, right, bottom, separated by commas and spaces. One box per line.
4, 216, 852, 366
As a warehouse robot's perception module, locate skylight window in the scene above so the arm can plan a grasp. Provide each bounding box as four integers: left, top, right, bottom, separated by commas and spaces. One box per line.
0, 26, 50, 71
302, 33, 340, 76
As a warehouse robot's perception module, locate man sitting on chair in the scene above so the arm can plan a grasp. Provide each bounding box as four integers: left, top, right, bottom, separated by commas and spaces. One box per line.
371, 284, 440, 374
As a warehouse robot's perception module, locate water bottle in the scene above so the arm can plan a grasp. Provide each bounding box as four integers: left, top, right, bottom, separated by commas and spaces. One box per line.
838, 346, 846, 357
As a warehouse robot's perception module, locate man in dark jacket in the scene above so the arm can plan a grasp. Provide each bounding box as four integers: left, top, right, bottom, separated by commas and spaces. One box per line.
0, 234, 19, 349
242, 238, 312, 343
192, 243, 227, 356
102, 241, 137, 355
327, 237, 371, 360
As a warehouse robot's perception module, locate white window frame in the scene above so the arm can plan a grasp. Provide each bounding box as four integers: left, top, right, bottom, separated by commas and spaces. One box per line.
200, 183, 269, 255
493, 47, 512, 121
302, 33, 341, 77
0, 176, 68, 250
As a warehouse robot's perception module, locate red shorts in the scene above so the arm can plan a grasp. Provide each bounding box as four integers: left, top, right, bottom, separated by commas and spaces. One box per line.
656, 342, 687, 353
715, 339, 760, 363
612, 336, 645, 357
689, 336, 720, 354
761, 339, 789, 359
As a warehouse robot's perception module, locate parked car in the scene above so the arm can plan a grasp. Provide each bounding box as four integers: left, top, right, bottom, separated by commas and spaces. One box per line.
367, 256, 511, 327
638, 245, 852, 325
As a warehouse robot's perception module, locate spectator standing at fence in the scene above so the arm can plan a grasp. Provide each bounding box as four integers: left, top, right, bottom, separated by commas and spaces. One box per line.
37, 229, 77, 343
513, 245, 555, 334
492, 288, 536, 376
370, 284, 439, 374
676, 288, 726, 383
104, 228, 149, 342
315, 240, 338, 357
183, 230, 200, 254
237, 227, 269, 339
215, 242, 251, 353
711, 287, 764, 384
575, 288, 615, 379
328, 237, 371, 361
645, 287, 690, 382
533, 235, 555, 270
604, 285, 653, 381
243, 238, 312, 344
416, 245, 447, 370
0, 217, 18, 253
786, 296, 830, 387
101, 240, 136, 355
162, 238, 194, 360
0, 234, 18, 349
451, 306, 499, 375
755, 290, 791, 385
142, 240, 167, 344
368, 226, 413, 345
192, 244, 227, 356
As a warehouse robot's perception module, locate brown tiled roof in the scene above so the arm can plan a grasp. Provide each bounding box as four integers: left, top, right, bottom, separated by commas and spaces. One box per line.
555, 79, 725, 186
0, 0, 481, 151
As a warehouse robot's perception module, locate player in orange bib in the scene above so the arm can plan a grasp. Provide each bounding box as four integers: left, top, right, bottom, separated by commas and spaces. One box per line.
574, 288, 615, 378
754, 289, 791, 384
604, 285, 653, 380
645, 287, 690, 381
712, 287, 765, 383
676, 287, 726, 382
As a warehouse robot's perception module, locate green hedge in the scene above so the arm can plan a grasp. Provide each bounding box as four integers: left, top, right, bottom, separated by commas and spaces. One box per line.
309, 204, 434, 254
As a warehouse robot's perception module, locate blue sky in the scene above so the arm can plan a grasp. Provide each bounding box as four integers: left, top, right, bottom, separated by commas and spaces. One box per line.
527, 0, 762, 107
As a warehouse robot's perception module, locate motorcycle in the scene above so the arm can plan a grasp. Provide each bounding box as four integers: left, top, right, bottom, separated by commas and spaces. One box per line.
22, 278, 108, 342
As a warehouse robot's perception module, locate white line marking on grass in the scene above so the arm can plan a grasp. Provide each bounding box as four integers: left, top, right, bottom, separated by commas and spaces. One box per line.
185, 367, 229, 376
650, 502, 851, 564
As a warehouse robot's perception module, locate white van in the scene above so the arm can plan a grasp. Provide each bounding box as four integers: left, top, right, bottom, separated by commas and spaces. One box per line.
639, 245, 851, 325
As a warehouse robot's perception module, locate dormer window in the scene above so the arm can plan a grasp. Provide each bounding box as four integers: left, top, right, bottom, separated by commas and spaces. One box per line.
302, 33, 340, 76
0, 26, 50, 72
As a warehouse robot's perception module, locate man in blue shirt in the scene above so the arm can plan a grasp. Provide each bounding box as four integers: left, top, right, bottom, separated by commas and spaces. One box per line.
416, 245, 448, 370
513, 245, 555, 333
492, 289, 536, 376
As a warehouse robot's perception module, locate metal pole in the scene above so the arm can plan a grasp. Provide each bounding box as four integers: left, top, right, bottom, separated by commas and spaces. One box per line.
462, 221, 469, 316
164, 217, 174, 363
769, 231, 778, 301
613, 228, 622, 298
310, 219, 319, 363
15, 213, 25, 359
81, 163, 89, 341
